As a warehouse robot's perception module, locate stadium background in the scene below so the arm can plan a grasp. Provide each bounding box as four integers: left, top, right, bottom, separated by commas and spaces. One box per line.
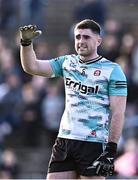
0, 0, 138, 178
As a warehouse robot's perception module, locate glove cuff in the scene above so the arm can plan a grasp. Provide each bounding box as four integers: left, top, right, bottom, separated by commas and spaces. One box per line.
20, 39, 32, 46
105, 142, 117, 156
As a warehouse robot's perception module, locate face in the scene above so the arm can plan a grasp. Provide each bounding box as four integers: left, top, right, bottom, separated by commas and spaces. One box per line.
74, 28, 102, 59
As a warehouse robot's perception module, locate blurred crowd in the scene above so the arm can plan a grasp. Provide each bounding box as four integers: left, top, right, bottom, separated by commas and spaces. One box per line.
0, 0, 138, 178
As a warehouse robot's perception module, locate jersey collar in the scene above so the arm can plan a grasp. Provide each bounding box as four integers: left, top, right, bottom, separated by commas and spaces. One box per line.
79, 55, 103, 64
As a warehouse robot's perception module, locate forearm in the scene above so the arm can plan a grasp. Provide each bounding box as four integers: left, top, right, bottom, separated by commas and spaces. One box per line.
108, 113, 125, 143
20, 44, 53, 77
20, 44, 38, 75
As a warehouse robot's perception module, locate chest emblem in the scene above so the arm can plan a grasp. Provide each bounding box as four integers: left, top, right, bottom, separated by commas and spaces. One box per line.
94, 70, 101, 76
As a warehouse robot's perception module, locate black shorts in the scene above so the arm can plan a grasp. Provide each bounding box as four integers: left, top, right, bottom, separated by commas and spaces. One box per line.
48, 137, 104, 176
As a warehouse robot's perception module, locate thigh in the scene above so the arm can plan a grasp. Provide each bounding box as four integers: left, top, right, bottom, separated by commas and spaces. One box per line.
80, 175, 105, 179
47, 171, 77, 179
72, 141, 104, 177
48, 138, 77, 173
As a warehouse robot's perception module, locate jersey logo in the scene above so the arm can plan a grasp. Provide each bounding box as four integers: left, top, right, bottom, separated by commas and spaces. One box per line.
70, 60, 76, 68
65, 78, 99, 94
94, 70, 101, 76
81, 68, 86, 75
91, 130, 96, 137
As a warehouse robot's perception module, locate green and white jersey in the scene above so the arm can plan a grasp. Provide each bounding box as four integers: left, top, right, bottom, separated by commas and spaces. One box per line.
49, 55, 127, 143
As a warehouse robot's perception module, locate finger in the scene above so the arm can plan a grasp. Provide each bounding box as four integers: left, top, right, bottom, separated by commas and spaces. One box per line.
102, 171, 108, 177
33, 30, 42, 38
96, 163, 103, 175
101, 165, 114, 177
20, 25, 28, 31
27, 24, 37, 31
103, 164, 110, 171
20, 25, 34, 31
20, 27, 24, 31
28, 24, 33, 29
109, 170, 113, 176
109, 165, 114, 176
33, 25, 37, 31
22, 26, 28, 30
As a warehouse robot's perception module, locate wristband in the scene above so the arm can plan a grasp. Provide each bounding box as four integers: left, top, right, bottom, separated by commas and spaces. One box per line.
105, 142, 117, 155
20, 39, 32, 46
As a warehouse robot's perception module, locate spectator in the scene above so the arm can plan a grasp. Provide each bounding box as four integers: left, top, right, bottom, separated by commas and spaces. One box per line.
41, 79, 64, 146
20, 82, 42, 147
70, 0, 107, 39
0, 149, 20, 179
74, 0, 107, 26
0, 73, 23, 129
0, 0, 20, 32
100, 34, 120, 61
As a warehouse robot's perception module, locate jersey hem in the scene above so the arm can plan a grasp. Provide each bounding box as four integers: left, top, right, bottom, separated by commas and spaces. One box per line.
57, 135, 107, 143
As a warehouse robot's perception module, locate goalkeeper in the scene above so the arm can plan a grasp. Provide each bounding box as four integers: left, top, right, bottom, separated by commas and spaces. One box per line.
19, 19, 127, 179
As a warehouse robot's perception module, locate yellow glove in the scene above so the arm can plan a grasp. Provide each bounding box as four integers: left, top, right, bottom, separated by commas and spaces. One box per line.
19, 25, 42, 46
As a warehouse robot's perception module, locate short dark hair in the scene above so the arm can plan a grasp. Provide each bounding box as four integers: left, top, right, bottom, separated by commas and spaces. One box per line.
74, 19, 101, 35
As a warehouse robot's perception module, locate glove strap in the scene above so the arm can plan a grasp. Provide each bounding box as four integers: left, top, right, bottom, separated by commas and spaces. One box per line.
20, 39, 32, 46
105, 142, 117, 156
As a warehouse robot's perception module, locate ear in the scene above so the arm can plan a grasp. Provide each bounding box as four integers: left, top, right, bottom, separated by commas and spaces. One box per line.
97, 36, 102, 47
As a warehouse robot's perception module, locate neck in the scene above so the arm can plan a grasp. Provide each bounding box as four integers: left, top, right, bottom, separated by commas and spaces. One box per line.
80, 53, 99, 62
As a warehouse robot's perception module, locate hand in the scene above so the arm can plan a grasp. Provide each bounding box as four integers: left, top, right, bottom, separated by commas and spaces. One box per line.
92, 151, 115, 177
20, 25, 42, 41
86, 142, 117, 177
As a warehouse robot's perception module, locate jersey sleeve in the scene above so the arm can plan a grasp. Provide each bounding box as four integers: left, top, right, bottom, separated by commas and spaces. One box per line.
109, 64, 127, 96
49, 56, 65, 77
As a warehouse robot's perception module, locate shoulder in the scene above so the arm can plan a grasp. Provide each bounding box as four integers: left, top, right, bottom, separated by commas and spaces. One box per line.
100, 57, 117, 66
50, 54, 75, 64
100, 57, 123, 71
62, 54, 79, 65
64, 54, 78, 61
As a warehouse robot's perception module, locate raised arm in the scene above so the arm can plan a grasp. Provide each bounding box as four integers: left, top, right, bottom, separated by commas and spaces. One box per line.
20, 25, 53, 77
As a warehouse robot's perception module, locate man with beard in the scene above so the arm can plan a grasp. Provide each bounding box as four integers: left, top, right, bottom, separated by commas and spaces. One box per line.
19, 19, 127, 179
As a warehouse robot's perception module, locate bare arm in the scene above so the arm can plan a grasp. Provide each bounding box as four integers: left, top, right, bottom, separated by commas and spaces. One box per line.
19, 25, 53, 77
108, 96, 127, 143
89, 96, 126, 177
20, 44, 53, 77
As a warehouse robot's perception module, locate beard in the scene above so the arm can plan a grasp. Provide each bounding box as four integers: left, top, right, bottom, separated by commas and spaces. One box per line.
77, 48, 93, 57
